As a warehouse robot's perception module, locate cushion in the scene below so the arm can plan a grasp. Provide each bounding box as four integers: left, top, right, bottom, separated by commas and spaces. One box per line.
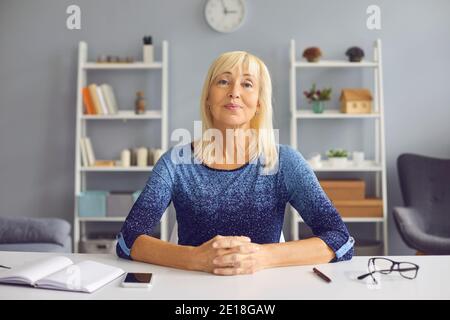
0, 217, 71, 246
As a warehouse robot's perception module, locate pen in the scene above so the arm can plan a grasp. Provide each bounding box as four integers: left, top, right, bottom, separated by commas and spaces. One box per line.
313, 267, 332, 283
0, 264, 11, 269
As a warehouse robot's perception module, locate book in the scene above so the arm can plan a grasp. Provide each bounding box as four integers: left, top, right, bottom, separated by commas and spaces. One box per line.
94, 160, 115, 167
82, 87, 96, 115
96, 86, 109, 115
80, 137, 88, 167
88, 84, 103, 115
100, 84, 118, 114
84, 137, 96, 166
0, 256, 124, 293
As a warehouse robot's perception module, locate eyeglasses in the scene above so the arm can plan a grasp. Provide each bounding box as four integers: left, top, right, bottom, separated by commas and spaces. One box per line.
357, 257, 419, 284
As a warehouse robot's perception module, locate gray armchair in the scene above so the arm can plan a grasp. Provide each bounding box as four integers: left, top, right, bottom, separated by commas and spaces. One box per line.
393, 153, 450, 254
0, 216, 72, 253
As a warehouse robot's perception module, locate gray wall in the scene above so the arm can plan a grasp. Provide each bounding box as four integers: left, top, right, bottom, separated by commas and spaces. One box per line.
1, 0, 449, 255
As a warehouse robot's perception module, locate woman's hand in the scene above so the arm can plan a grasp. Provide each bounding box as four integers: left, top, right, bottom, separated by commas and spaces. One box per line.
192, 235, 266, 275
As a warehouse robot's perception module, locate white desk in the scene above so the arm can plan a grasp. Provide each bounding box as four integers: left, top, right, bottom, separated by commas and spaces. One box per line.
0, 251, 449, 300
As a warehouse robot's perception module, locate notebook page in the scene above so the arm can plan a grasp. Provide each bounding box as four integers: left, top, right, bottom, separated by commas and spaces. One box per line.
35, 260, 124, 293
0, 256, 73, 285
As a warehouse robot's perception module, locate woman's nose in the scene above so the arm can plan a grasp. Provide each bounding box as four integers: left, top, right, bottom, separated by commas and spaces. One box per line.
228, 87, 240, 99
228, 81, 241, 99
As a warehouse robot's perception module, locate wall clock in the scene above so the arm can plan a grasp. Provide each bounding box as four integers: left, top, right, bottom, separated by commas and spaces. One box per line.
204, 0, 246, 33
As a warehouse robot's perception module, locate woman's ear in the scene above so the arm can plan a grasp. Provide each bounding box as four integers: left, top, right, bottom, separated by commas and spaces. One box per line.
254, 102, 261, 116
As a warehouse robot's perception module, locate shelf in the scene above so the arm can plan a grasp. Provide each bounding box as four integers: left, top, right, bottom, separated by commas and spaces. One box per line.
74, 40, 170, 253
81, 110, 162, 120
289, 39, 387, 253
81, 166, 154, 172
307, 160, 382, 172
77, 217, 126, 222
296, 110, 380, 119
294, 60, 378, 68
82, 62, 162, 69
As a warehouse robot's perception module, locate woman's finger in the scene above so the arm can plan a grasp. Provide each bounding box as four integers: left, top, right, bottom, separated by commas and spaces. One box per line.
238, 243, 260, 254
216, 243, 259, 256
212, 236, 251, 249
213, 266, 256, 276
213, 267, 245, 276
213, 253, 241, 266
213, 253, 257, 267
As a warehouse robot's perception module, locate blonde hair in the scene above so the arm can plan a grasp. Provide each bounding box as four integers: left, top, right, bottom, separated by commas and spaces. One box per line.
193, 51, 278, 174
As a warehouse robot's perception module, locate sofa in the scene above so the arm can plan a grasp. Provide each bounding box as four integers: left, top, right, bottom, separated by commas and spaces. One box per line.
0, 216, 72, 253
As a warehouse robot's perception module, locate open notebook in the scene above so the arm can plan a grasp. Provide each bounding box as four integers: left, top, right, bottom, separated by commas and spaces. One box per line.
0, 256, 125, 293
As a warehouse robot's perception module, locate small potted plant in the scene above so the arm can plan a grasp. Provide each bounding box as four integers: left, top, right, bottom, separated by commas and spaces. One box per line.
303, 83, 332, 113
345, 46, 365, 62
326, 149, 349, 167
302, 47, 322, 62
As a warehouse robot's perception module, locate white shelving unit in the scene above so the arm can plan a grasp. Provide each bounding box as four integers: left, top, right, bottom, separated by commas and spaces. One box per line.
289, 39, 388, 254
73, 41, 169, 252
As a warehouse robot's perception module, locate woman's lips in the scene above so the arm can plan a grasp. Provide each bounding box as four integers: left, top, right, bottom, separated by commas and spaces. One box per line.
224, 103, 241, 110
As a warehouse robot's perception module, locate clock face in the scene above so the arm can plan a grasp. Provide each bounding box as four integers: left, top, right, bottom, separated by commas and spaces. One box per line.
204, 0, 246, 33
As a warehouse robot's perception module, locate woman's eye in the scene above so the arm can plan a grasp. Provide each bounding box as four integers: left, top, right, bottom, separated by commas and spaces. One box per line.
218, 79, 229, 85
243, 82, 253, 88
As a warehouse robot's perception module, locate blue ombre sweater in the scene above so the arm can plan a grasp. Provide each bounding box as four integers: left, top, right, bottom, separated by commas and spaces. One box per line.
116, 143, 354, 262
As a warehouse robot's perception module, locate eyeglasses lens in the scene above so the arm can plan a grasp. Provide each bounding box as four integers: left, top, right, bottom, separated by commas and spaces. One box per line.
398, 262, 418, 279
372, 258, 393, 274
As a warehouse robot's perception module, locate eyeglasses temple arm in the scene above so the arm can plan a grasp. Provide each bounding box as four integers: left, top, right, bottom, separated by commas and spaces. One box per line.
358, 267, 417, 280
357, 273, 372, 280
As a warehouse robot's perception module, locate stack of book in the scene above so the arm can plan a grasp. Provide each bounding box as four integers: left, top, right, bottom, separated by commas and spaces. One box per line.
79, 136, 115, 167
82, 83, 118, 115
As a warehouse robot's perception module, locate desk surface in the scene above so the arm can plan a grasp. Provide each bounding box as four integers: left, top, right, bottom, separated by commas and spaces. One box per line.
0, 251, 448, 300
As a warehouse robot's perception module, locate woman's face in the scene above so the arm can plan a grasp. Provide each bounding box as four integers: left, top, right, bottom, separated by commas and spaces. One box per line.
207, 66, 260, 130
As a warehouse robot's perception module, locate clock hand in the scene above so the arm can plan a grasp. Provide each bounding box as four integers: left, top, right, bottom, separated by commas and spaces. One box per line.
220, 0, 228, 14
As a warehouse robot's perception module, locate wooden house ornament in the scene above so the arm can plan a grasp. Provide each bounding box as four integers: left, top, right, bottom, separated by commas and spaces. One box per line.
340, 89, 373, 114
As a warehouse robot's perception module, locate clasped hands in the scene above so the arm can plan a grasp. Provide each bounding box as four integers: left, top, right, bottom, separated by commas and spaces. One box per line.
193, 235, 266, 276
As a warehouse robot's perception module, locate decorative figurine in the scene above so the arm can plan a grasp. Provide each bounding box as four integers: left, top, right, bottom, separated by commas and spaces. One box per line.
135, 91, 147, 114
137, 147, 148, 167
97, 55, 108, 63
120, 149, 131, 167
302, 47, 322, 62
345, 46, 365, 62
143, 35, 154, 63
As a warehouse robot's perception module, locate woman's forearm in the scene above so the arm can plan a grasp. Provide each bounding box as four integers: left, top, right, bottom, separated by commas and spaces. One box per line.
130, 234, 197, 271
260, 237, 335, 268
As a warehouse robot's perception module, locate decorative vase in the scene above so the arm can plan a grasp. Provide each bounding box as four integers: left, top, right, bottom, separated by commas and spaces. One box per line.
308, 152, 322, 168
329, 157, 348, 167
312, 100, 325, 113
352, 151, 365, 166
135, 91, 147, 114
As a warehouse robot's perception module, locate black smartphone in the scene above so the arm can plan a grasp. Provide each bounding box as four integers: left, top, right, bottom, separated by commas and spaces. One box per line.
121, 272, 153, 288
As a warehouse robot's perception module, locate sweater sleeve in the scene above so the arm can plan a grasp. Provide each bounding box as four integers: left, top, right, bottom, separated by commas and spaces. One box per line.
116, 152, 174, 260
282, 146, 354, 262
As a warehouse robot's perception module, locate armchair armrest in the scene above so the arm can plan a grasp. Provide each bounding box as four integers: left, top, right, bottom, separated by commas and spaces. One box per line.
393, 207, 426, 232
393, 207, 427, 251
392, 206, 450, 254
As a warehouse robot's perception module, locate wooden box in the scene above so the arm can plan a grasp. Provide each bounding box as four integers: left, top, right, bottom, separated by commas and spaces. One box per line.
319, 179, 365, 200
332, 199, 383, 218
339, 89, 373, 114
340, 100, 372, 114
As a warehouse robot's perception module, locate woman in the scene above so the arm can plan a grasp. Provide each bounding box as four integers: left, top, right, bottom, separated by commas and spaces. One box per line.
116, 51, 354, 275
